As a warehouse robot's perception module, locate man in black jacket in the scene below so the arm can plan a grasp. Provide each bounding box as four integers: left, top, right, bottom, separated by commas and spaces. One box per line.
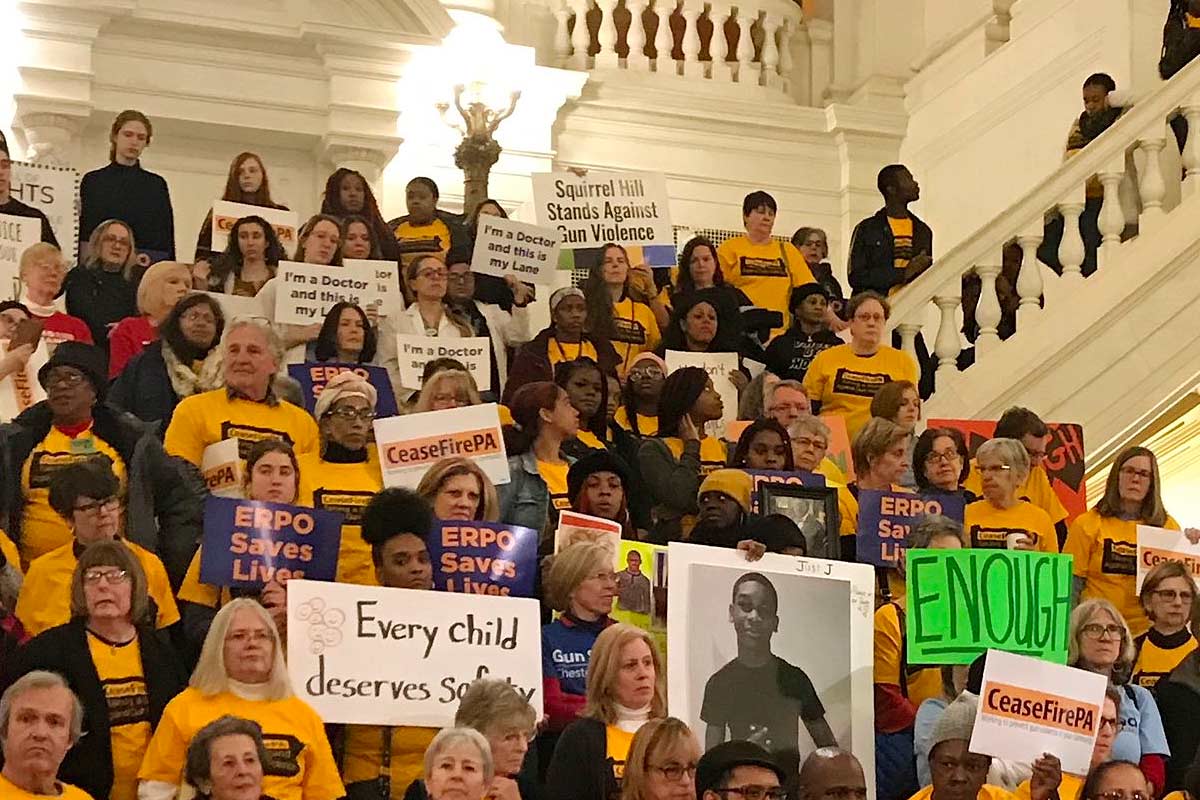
0, 140, 58, 247
1162, 0, 1200, 153
848, 165, 933, 297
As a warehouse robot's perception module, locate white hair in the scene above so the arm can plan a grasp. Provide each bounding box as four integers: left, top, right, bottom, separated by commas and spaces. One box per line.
191, 598, 292, 701
223, 316, 286, 366
423, 726, 495, 785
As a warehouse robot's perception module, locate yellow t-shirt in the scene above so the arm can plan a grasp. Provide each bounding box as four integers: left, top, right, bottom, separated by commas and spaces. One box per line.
888, 216, 915, 274
907, 784, 1017, 800
1015, 774, 1084, 800
802, 344, 919, 442
1132, 628, 1198, 690
88, 632, 150, 800
1065, 510, 1180, 636
176, 547, 230, 609
394, 218, 451, 270
298, 451, 383, 586
0, 773, 93, 799
614, 407, 658, 437
664, 436, 728, 476
716, 236, 815, 338
547, 338, 599, 371
342, 725, 437, 799
1189, 13, 1200, 28
874, 599, 943, 711
964, 462, 1068, 526
963, 499, 1059, 553
15, 540, 180, 636
610, 298, 661, 375
575, 430, 608, 451
138, 688, 345, 800
163, 389, 320, 468
19, 425, 128, 565
539, 459, 571, 511
606, 725, 636, 783
0, 530, 22, 578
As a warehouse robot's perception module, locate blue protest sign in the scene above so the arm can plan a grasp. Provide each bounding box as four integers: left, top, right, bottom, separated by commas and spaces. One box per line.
855, 489, 966, 567
428, 521, 539, 597
740, 469, 826, 514
200, 495, 343, 587
288, 362, 399, 418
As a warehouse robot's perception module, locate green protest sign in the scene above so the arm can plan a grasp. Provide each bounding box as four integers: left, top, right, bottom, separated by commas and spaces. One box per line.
905, 549, 1073, 665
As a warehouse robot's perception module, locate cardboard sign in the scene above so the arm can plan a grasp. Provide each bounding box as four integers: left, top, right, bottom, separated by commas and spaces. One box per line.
199, 496, 343, 587
195, 290, 262, 322
532, 170, 674, 251
286, 578, 544, 727
395, 335, 492, 392
0, 339, 47, 422
971, 649, 1106, 775
288, 363, 399, 418
905, 548, 1073, 665
470, 216, 560, 286
428, 521, 539, 597
342, 260, 404, 316
0, 214, 41, 299
11, 161, 79, 261
855, 490, 966, 567
664, 350, 738, 439
274, 261, 400, 325
740, 469, 826, 514
1136, 524, 1200, 591
373, 403, 509, 489
555, 510, 623, 568
211, 201, 299, 258
200, 439, 243, 498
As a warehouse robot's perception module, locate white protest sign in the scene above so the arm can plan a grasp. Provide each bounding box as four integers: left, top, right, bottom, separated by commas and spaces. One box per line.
195, 290, 262, 322
274, 261, 399, 326
373, 403, 509, 489
970, 649, 1106, 775
0, 339, 47, 422
0, 214, 41, 299
555, 510, 623, 568
532, 171, 673, 249
664, 350, 738, 438
11, 161, 79, 261
395, 335, 492, 392
287, 578, 543, 726
201, 439, 243, 498
1136, 525, 1200, 591
211, 201, 299, 258
470, 216, 560, 285
343, 259, 403, 316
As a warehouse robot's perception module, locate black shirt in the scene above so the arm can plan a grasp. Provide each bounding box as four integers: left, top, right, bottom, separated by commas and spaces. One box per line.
701, 654, 825, 757
79, 161, 175, 259
0, 196, 58, 248
764, 327, 843, 381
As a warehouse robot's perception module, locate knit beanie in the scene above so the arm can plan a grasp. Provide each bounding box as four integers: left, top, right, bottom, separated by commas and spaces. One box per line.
39, 341, 107, 401
929, 693, 979, 757
789, 282, 830, 312
567, 449, 632, 503
313, 370, 378, 420
698, 469, 753, 513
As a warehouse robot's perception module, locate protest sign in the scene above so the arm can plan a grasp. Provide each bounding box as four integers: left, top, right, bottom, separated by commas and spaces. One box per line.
532, 171, 676, 268
971, 649, 1106, 775
286, 578, 544, 726
664, 350, 738, 438
200, 439, 243, 498
470, 215, 560, 285
1136, 525, 1200, 591
428, 521, 539, 597
288, 362, 399, 418
0, 339, 46, 422
374, 403, 509, 489
723, 420, 752, 444
211, 201, 299, 257
906, 548, 1073, 665
395, 335, 492, 392
0, 214, 41, 298
856, 490, 966, 567
11, 161, 79, 260
740, 469, 826, 514
274, 261, 399, 325
819, 414, 855, 483
199, 496, 343, 587
342, 260, 404, 315
196, 290, 261, 323
555, 510, 622, 568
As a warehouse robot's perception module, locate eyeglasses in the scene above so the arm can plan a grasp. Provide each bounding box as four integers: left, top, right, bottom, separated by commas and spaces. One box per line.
180, 309, 217, 324
853, 313, 885, 323
326, 407, 376, 422
416, 268, 448, 280
628, 366, 665, 380
714, 786, 788, 800
1089, 792, 1149, 800
83, 568, 129, 585
651, 763, 698, 782
44, 368, 87, 388
1080, 623, 1125, 640
1120, 467, 1153, 480
792, 436, 827, 450
1099, 716, 1125, 732
227, 629, 273, 644
74, 497, 121, 515
978, 464, 1013, 475
589, 570, 618, 584
1153, 589, 1194, 603
926, 449, 961, 464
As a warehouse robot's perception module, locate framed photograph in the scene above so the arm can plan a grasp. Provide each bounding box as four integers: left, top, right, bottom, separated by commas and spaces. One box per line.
757, 483, 840, 560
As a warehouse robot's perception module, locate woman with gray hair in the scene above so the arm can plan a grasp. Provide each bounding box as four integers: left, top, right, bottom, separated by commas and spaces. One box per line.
65, 218, 141, 350
184, 715, 270, 800
962, 438, 1058, 552
419, 727, 494, 800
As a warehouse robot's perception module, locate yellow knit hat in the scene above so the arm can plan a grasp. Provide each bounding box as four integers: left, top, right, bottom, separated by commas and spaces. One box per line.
698, 469, 753, 513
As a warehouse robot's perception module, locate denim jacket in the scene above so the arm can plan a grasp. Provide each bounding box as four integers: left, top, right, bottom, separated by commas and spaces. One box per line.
497, 451, 575, 545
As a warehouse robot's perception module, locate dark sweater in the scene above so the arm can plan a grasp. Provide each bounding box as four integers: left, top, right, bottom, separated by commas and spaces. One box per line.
64, 264, 140, 353
0, 197, 58, 247
545, 717, 620, 800
79, 161, 175, 259
1156, 649, 1200, 791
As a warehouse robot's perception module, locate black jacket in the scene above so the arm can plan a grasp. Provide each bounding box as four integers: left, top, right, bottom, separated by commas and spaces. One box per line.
2, 617, 187, 800
79, 161, 175, 259
0, 402, 205, 586
847, 209, 934, 296
545, 717, 620, 800
63, 265, 140, 354
1161, 2, 1200, 80
1156, 648, 1200, 791
503, 328, 622, 405
108, 340, 181, 431
763, 327, 843, 381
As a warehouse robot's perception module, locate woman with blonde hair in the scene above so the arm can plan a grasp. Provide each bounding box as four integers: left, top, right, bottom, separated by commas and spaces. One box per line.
106, 260, 191, 377
65, 219, 142, 350
620, 717, 701, 800
1065, 446, 1178, 636
545, 622, 667, 800
393, 255, 474, 397
411, 368, 481, 414
20, 242, 93, 345
138, 598, 344, 800
416, 456, 499, 521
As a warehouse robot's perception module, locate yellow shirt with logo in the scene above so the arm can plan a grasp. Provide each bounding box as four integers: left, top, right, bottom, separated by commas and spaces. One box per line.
342, 725, 437, 800
176, 548, 229, 609
163, 389, 319, 468
0, 773, 93, 800
1015, 774, 1084, 800
394, 218, 451, 270
19, 425, 127, 565
547, 338, 599, 372
964, 462, 1068, 527
138, 687, 345, 800
963, 499, 1059, 553
888, 217, 915, 272
609, 298, 661, 375
716, 236, 815, 338
605, 725, 636, 783
874, 598, 943, 711
1064, 510, 1181, 636
1133, 628, 1198, 690
802, 344, 919, 442
539, 459, 572, 511
614, 407, 658, 437
88, 632, 150, 800
298, 451, 383, 586
15, 541, 179, 636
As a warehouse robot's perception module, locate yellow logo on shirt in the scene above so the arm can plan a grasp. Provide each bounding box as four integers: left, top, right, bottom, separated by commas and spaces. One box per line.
1100, 539, 1137, 575
28, 451, 115, 489
969, 526, 1039, 549
220, 423, 295, 461
312, 489, 373, 525
262, 732, 306, 777
612, 317, 647, 345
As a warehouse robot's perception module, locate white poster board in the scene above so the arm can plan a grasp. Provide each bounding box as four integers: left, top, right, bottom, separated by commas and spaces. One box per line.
211, 201, 299, 258
664, 350, 738, 438
555, 510, 623, 568
395, 335, 492, 392
531, 171, 673, 249
0, 339, 48, 422
970, 649, 1106, 776
194, 290, 263, 323
0, 214, 42, 299
201, 438, 244, 498
470, 216, 560, 285
667, 543, 876, 795
1136, 524, 1200, 591
286, 578, 543, 726
343, 259, 403, 316
274, 261, 400, 325
373, 403, 509, 489
11, 161, 79, 261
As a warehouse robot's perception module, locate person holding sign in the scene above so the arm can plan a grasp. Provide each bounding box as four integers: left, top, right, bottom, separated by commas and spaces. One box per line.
138, 598, 345, 800
658, 290, 758, 380
392, 255, 475, 394
582, 243, 665, 375
1064, 447, 1179, 636
107, 260, 192, 378
445, 251, 532, 395
0, 140, 57, 247
193, 152, 289, 268
200, 215, 286, 297
320, 168, 401, 264
498, 382, 580, 535
416, 457, 500, 522
843, 417, 913, 555
911, 694, 1015, 800
963, 439, 1059, 553
7, 540, 188, 800
1012, 686, 1123, 800
19, 244, 94, 346
1131, 563, 1198, 689
306, 301, 378, 366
